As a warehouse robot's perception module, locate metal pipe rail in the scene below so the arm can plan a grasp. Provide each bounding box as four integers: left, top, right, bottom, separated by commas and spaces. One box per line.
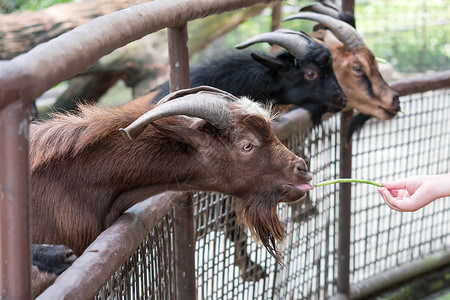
390, 70, 450, 96
350, 250, 450, 299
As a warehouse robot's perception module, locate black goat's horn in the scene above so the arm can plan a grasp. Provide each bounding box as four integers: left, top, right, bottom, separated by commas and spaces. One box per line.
119, 86, 235, 141
235, 29, 315, 58
283, 12, 364, 52
155, 85, 239, 106
300, 3, 340, 19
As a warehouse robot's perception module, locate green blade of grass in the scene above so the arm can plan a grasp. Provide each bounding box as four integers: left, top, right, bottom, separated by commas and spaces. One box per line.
375, 57, 387, 64
316, 178, 382, 187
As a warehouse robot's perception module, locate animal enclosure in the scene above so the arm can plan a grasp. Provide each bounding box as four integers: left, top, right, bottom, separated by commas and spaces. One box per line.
84, 86, 449, 300
0, 1, 449, 299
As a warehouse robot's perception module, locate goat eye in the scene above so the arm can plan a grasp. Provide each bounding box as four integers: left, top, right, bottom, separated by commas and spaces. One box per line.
304, 71, 317, 81
352, 65, 363, 74
242, 143, 253, 152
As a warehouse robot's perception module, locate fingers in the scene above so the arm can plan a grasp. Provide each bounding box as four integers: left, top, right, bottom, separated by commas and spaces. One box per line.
377, 187, 416, 212
380, 179, 407, 190
377, 187, 402, 212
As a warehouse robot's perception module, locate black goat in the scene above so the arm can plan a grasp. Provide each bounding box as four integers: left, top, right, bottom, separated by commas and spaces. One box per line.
150, 30, 346, 125
32, 244, 77, 297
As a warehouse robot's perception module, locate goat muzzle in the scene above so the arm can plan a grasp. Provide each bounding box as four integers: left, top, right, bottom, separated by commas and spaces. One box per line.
330, 93, 347, 111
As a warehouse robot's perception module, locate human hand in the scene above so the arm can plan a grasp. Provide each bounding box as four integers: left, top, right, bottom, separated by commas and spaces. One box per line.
377, 175, 448, 212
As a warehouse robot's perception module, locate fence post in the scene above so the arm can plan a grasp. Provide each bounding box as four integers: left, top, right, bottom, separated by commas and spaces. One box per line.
338, 2, 355, 298
167, 25, 197, 300
337, 109, 353, 297
270, 2, 282, 54
0, 100, 32, 300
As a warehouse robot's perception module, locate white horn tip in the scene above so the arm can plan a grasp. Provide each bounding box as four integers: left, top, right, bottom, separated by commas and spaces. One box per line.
119, 128, 134, 141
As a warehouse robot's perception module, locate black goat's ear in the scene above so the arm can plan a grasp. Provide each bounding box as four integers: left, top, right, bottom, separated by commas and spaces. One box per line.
251, 53, 288, 72
150, 122, 207, 149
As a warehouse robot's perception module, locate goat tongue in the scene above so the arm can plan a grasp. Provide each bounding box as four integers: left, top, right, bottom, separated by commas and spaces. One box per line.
293, 184, 313, 191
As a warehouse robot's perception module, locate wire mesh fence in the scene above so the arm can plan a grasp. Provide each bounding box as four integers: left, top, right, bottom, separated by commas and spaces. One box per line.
95, 212, 176, 300
94, 88, 449, 299
350, 88, 450, 284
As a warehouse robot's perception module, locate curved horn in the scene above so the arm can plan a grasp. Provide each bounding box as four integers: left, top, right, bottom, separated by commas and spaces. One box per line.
300, 3, 340, 19
235, 29, 315, 58
119, 86, 235, 141
156, 85, 239, 106
283, 12, 364, 52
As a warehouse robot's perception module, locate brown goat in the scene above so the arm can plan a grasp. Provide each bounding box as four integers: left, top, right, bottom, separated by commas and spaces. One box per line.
284, 12, 400, 122
30, 86, 312, 265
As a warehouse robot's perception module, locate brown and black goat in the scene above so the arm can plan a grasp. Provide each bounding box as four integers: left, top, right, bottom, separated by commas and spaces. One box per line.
30, 86, 312, 282
284, 11, 401, 137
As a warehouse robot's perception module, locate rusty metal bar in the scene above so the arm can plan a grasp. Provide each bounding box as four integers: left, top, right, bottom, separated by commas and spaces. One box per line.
173, 194, 197, 300
390, 70, 450, 96
337, 2, 354, 298
167, 24, 197, 300
271, 2, 282, 31
36, 191, 185, 300
168, 25, 190, 92
270, 2, 282, 54
337, 109, 353, 298
0, 0, 280, 110
350, 250, 450, 299
0, 100, 32, 300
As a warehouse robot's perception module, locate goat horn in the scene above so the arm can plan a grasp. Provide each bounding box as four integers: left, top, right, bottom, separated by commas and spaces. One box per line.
235, 29, 315, 58
300, 3, 340, 19
155, 85, 239, 106
119, 86, 235, 141
283, 12, 364, 52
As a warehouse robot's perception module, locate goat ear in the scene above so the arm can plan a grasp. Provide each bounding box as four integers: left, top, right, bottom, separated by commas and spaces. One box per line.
150, 122, 207, 149
323, 30, 343, 47
251, 53, 288, 72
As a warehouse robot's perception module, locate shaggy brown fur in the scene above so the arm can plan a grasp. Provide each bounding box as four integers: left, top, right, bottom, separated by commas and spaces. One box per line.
30, 97, 311, 263
32, 266, 57, 298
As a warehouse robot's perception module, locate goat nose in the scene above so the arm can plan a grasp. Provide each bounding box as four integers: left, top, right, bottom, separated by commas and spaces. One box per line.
392, 94, 401, 111
295, 159, 312, 180
331, 93, 347, 111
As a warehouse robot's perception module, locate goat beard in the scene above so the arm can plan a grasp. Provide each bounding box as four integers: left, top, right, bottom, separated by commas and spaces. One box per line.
235, 193, 285, 265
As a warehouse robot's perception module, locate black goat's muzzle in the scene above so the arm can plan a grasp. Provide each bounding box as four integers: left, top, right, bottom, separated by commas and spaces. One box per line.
330, 93, 347, 111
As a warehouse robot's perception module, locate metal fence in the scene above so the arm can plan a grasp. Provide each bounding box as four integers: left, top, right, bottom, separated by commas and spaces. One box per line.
94, 211, 177, 300
1, 0, 450, 299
